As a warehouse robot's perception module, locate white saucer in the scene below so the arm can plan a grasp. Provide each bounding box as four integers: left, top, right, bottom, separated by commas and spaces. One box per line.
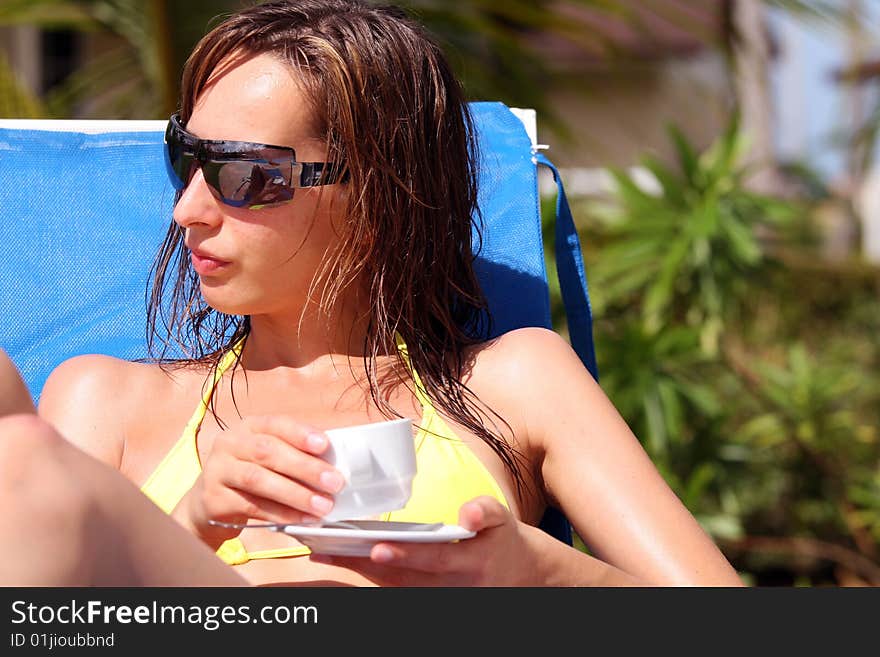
271, 520, 476, 557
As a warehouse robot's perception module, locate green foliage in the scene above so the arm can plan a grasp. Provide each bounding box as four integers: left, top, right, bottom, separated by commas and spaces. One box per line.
546, 120, 880, 585
591, 118, 798, 353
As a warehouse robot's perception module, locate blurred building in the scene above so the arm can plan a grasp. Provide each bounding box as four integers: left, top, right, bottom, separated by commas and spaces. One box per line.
534, 0, 733, 179
772, 1, 880, 263
0, 1, 733, 181
837, 56, 880, 263
0, 26, 78, 101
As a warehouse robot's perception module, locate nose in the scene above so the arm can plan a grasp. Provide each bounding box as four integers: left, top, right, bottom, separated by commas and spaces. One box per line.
172, 167, 223, 230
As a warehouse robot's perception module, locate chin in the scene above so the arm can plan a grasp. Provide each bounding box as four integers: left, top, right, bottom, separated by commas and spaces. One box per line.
199, 286, 252, 317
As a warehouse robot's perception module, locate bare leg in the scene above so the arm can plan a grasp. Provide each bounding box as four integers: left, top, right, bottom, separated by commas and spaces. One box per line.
0, 414, 249, 586
0, 349, 35, 417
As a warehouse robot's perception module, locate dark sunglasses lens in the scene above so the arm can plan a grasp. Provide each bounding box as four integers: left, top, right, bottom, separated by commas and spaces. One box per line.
207, 161, 262, 207
212, 160, 293, 208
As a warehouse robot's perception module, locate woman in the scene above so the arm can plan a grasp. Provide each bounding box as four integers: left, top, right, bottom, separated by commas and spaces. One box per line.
13, 0, 742, 586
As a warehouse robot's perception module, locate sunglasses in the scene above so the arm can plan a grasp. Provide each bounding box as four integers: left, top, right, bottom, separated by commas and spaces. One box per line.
163, 113, 346, 209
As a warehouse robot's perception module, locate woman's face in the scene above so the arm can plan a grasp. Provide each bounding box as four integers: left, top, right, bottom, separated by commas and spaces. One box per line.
173, 52, 344, 317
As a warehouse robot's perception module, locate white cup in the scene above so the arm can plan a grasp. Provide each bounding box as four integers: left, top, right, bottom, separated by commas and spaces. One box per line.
321, 417, 417, 522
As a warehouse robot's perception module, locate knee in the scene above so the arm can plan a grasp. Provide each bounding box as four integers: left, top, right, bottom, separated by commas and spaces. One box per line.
0, 415, 100, 583
0, 413, 64, 473
0, 414, 89, 515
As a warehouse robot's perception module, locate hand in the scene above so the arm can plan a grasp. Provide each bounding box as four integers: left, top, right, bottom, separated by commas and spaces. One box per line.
308, 496, 547, 586
174, 415, 345, 547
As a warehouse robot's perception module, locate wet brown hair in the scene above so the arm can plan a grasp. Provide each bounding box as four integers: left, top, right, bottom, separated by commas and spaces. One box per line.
147, 0, 529, 495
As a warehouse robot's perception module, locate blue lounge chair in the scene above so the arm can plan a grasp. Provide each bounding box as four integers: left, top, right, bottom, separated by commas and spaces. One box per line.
0, 102, 596, 544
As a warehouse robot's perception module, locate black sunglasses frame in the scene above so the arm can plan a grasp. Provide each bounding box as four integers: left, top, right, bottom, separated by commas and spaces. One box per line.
164, 113, 345, 209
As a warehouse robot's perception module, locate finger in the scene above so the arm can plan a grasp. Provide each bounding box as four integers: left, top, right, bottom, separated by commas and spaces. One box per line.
214, 488, 323, 526
222, 458, 337, 519
242, 415, 331, 456
458, 495, 510, 532
236, 431, 345, 496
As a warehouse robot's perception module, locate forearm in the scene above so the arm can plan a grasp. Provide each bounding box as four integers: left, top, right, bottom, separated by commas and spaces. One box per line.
522, 524, 648, 586
524, 522, 745, 587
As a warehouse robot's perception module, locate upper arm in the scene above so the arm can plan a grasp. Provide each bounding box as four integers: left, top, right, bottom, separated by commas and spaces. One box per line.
36, 354, 131, 468
0, 349, 36, 416
503, 328, 742, 586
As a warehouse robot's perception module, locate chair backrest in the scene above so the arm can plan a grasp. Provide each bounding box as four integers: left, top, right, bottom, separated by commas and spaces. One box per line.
0, 102, 595, 543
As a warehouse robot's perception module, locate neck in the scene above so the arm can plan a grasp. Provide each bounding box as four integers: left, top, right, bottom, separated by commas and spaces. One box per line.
240, 296, 390, 372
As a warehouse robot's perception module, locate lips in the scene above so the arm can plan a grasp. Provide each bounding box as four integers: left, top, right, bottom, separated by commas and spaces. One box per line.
188, 246, 231, 276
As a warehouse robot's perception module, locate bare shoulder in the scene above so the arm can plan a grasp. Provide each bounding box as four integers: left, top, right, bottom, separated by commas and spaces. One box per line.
37, 355, 181, 467
39, 354, 163, 411
468, 326, 587, 374
464, 327, 601, 442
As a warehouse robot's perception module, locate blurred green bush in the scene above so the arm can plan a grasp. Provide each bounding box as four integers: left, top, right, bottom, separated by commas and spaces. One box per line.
543, 119, 880, 586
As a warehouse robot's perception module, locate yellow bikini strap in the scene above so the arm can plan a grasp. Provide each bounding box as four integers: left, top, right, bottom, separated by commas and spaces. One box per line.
394, 333, 432, 410
195, 339, 244, 417
139, 338, 246, 513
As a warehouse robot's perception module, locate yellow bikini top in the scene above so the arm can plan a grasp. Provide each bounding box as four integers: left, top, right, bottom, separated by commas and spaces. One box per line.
140, 338, 509, 565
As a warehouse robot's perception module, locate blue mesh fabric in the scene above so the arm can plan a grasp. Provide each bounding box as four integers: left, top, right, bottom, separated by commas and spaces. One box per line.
470, 102, 552, 339
0, 129, 174, 400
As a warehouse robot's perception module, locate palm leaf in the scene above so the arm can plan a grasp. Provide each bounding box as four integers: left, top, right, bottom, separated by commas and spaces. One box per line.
0, 0, 96, 28
0, 51, 46, 118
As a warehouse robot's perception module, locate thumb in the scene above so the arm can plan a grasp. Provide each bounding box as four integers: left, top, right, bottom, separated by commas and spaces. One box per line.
458, 495, 510, 532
